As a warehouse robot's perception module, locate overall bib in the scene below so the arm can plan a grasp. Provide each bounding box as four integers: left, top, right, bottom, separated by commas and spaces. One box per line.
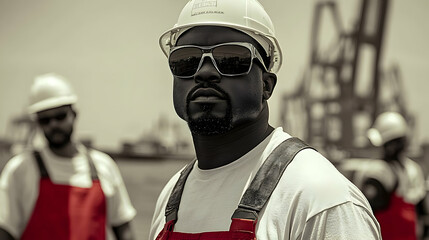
156, 137, 311, 240
375, 190, 417, 240
21, 150, 107, 240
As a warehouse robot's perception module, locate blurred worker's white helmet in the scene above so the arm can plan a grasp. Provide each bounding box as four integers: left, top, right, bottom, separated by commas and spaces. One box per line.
367, 112, 408, 147
28, 73, 77, 114
159, 0, 283, 73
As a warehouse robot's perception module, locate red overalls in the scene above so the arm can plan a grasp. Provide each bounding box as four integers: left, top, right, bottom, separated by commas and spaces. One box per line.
20, 150, 107, 240
156, 137, 311, 240
375, 189, 418, 240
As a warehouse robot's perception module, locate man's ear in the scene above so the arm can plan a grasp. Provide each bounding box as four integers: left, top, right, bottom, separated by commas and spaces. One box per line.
262, 72, 277, 100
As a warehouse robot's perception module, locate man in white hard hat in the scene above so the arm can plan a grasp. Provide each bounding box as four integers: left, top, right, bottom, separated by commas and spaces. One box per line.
0, 73, 136, 240
364, 111, 426, 240
149, 0, 381, 239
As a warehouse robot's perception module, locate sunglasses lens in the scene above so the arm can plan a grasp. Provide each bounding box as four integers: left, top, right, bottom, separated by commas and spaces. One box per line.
169, 47, 202, 77
38, 118, 50, 125
37, 112, 68, 125
212, 45, 252, 75
55, 113, 68, 121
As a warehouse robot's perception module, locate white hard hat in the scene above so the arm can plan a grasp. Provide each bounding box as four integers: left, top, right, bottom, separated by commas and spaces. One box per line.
367, 112, 408, 147
159, 0, 283, 73
28, 73, 77, 114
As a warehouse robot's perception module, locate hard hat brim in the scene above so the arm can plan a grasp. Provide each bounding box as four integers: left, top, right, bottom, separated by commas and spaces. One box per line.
28, 95, 77, 114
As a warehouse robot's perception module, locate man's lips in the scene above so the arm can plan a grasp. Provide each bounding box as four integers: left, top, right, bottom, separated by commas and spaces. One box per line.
189, 88, 226, 101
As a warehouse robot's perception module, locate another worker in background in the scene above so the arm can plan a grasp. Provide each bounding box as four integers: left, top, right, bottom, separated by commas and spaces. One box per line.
149, 0, 381, 239
0, 73, 136, 240
364, 111, 427, 240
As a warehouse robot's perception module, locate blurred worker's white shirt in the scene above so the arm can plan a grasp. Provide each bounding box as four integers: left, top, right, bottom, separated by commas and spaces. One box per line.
392, 157, 426, 204
339, 156, 426, 205
149, 127, 382, 240
0, 144, 136, 239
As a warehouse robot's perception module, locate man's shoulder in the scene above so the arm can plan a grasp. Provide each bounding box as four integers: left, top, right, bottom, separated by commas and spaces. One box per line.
87, 148, 116, 165
402, 157, 424, 173
84, 148, 124, 179
276, 148, 372, 213
0, 150, 38, 183
284, 148, 349, 188
339, 158, 391, 174
264, 133, 349, 195
3, 150, 36, 170
338, 158, 396, 191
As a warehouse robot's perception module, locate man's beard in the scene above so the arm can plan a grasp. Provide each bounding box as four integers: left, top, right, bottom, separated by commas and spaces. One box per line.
44, 128, 73, 149
186, 84, 233, 136
187, 108, 232, 136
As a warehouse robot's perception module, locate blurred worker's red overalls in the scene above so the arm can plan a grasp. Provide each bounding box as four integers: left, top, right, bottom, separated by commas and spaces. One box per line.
21, 150, 106, 240
156, 138, 311, 240
375, 187, 417, 240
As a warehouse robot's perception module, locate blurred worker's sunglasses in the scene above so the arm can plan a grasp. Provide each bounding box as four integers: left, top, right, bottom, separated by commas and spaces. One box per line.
168, 42, 268, 78
37, 112, 69, 126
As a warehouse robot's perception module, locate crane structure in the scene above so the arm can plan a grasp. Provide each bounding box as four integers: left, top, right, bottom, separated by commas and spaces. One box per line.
280, 0, 414, 161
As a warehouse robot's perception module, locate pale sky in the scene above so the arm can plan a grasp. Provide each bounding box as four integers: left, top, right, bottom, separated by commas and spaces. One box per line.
0, 0, 428, 150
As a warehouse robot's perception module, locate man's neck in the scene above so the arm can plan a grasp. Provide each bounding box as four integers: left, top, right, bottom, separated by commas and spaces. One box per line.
49, 142, 79, 158
191, 107, 274, 170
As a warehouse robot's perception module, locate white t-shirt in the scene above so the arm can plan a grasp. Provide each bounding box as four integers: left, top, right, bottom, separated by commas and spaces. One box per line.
0, 144, 136, 239
340, 157, 426, 205
149, 127, 381, 240
392, 157, 426, 204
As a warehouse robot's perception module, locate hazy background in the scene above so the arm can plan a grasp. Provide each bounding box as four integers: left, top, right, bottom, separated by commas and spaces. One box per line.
0, 0, 428, 150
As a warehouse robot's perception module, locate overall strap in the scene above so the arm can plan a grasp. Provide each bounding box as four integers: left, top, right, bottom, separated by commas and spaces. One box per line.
85, 148, 99, 181
165, 159, 197, 223
231, 137, 313, 220
34, 151, 50, 178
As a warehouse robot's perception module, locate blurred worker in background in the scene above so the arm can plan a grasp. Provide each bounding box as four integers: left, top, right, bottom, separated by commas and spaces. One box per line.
0, 73, 136, 240
364, 111, 427, 240
149, 0, 381, 239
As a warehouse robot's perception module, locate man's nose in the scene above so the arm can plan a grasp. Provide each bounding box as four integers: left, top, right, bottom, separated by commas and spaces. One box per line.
47, 120, 60, 128
45, 117, 63, 127
194, 57, 221, 84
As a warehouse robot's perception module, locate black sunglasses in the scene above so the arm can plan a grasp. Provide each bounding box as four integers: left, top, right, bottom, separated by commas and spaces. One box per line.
37, 112, 69, 125
168, 42, 268, 78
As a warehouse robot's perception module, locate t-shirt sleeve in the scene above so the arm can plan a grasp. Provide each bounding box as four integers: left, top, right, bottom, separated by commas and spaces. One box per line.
0, 154, 38, 239
298, 201, 381, 240
93, 151, 136, 226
